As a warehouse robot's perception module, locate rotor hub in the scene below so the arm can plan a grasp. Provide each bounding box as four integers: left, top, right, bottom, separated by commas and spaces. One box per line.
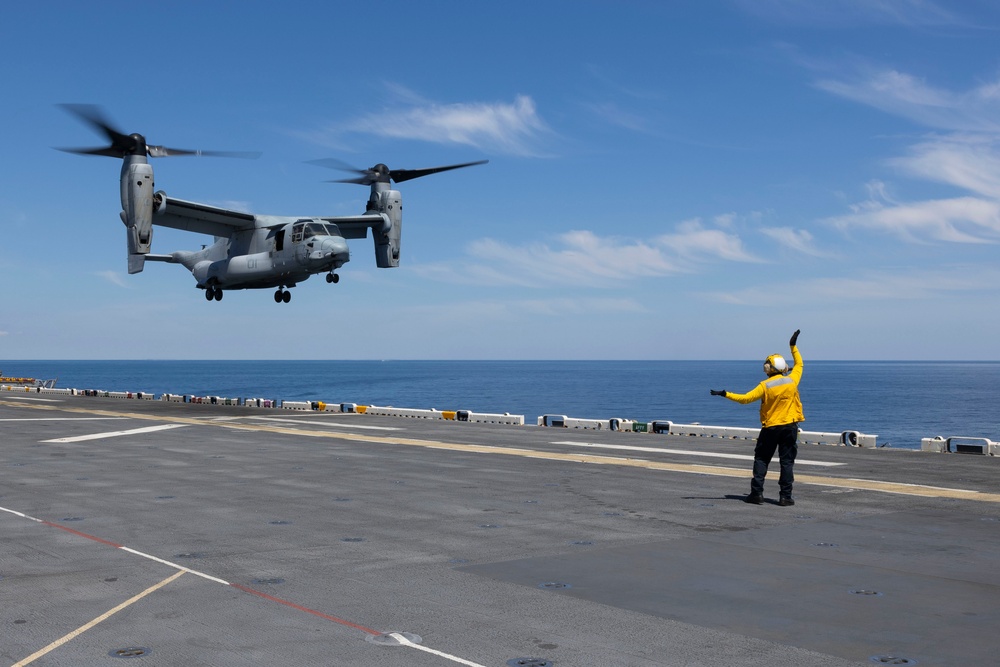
126, 133, 147, 156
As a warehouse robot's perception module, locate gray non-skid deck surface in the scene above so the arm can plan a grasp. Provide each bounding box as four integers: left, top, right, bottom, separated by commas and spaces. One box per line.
461, 510, 1000, 666
2, 395, 998, 666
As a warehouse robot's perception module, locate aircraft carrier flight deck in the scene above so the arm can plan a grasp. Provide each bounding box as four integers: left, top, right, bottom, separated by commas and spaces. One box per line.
2, 392, 998, 667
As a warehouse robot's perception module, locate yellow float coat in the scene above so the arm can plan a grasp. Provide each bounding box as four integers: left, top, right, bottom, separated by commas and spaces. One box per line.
725, 345, 804, 427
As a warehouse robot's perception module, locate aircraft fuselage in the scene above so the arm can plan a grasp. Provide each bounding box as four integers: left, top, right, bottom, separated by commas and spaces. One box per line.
160, 220, 351, 291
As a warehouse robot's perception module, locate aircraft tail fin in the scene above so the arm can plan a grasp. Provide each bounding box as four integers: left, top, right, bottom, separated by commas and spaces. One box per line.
127, 253, 145, 274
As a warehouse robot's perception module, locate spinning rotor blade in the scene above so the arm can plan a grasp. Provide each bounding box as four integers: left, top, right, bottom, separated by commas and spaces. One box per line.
390, 160, 489, 184
145, 146, 262, 159
308, 158, 488, 185
58, 104, 260, 159
305, 158, 374, 184
58, 104, 142, 157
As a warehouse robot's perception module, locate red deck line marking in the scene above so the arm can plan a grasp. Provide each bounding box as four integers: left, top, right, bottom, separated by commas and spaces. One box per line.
40, 521, 124, 548
230, 583, 381, 635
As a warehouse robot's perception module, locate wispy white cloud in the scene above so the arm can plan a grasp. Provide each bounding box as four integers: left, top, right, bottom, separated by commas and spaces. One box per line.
414, 222, 761, 288
816, 69, 1000, 134
657, 219, 763, 263
95, 270, 130, 288
759, 227, 833, 257
513, 296, 648, 316
585, 65, 668, 103
583, 101, 652, 134
889, 134, 1000, 199
708, 265, 1000, 305
380, 82, 434, 107
817, 66, 1000, 244
313, 89, 551, 157
399, 295, 648, 319
734, 0, 963, 27
826, 195, 1000, 243
713, 213, 739, 229
436, 232, 681, 288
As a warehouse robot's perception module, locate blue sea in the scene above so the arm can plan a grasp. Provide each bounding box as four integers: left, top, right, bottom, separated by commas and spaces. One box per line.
3, 360, 998, 450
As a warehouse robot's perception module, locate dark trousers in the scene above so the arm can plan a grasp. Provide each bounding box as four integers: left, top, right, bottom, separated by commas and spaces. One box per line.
750, 423, 799, 498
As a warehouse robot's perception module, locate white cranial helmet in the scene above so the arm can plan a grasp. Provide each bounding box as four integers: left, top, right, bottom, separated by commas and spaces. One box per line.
764, 354, 788, 376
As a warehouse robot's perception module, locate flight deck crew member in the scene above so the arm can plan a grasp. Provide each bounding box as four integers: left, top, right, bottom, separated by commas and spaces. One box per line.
711, 329, 803, 506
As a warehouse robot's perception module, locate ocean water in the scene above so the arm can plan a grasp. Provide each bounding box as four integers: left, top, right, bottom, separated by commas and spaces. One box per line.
3, 360, 999, 450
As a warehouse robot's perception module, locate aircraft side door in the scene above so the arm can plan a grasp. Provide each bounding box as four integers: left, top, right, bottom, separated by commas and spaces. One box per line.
268, 226, 293, 269
291, 222, 309, 265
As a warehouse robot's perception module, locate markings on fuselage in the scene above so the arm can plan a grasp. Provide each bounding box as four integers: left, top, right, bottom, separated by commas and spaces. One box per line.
551, 440, 845, 467
5, 399, 1000, 503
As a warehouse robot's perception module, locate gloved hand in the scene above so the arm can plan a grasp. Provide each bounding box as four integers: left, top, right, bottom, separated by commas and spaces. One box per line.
710, 389, 727, 397
789, 329, 800, 347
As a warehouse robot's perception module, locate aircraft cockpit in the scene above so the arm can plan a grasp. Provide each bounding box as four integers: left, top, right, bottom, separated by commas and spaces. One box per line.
291, 221, 340, 244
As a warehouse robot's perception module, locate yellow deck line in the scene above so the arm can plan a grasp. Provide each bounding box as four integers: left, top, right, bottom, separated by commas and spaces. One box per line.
11, 571, 185, 666
6, 400, 1000, 503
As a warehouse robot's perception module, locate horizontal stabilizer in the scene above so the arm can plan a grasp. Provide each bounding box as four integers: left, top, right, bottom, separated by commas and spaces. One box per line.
145, 253, 178, 263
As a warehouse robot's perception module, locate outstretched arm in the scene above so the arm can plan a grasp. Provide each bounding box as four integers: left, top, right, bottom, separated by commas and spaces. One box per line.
721, 384, 765, 404
789, 329, 803, 380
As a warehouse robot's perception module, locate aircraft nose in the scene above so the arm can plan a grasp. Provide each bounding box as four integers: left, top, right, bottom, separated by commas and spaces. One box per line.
321, 237, 349, 259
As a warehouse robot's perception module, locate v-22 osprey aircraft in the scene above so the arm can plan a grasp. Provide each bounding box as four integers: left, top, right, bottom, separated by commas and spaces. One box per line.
61, 105, 486, 303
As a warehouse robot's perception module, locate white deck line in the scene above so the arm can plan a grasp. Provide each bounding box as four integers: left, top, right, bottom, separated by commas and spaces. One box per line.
41, 423, 187, 443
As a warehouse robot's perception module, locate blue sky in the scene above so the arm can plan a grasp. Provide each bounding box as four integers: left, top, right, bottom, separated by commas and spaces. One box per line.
2, 0, 999, 360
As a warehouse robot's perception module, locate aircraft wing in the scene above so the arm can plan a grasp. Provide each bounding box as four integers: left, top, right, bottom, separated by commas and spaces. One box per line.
154, 193, 391, 240
321, 214, 387, 240
153, 194, 258, 237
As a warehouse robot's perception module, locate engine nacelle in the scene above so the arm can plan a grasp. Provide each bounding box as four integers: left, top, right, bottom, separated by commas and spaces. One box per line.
120, 161, 154, 257
373, 189, 402, 268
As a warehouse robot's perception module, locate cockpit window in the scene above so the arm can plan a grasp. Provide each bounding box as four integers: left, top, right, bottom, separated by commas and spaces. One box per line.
303, 222, 330, 239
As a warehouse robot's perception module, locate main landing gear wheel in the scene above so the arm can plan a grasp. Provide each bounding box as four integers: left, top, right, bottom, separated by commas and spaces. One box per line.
325, 273, 340, 284
205, 286, 223, 301
274, 289, 291, 303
